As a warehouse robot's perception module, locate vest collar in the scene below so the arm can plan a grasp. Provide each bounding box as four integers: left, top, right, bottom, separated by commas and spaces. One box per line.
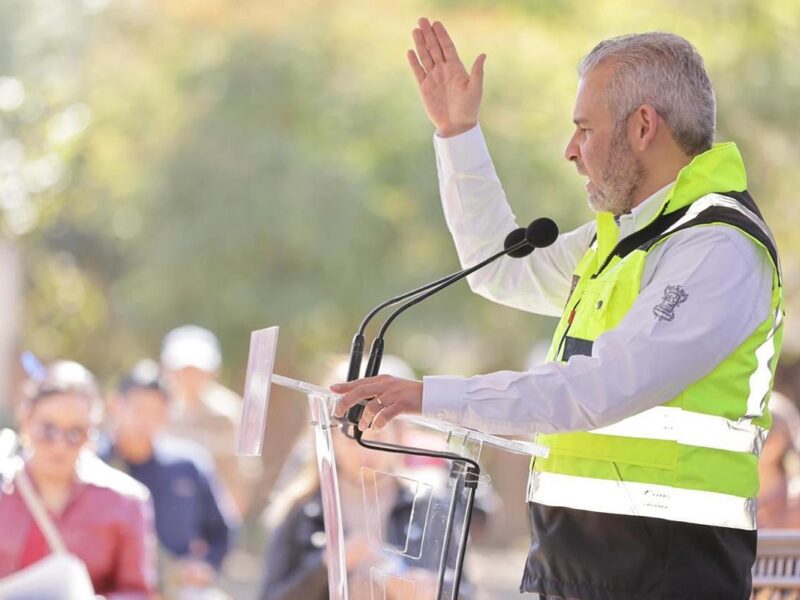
660, 141, 748, 216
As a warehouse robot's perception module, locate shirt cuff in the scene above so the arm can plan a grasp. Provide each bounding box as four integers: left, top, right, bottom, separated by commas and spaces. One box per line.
421, 375, 467, 424
432, 124, 490, 173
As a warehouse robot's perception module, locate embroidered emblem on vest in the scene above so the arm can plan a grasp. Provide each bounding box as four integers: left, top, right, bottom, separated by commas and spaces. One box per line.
653, 285, 689, 321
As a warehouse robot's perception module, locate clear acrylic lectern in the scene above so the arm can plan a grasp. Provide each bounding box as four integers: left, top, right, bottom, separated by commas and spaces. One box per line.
239, 327, 548, 600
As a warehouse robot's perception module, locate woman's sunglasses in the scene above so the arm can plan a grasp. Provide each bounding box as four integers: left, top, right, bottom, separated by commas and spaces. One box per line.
31, 421, 91, 448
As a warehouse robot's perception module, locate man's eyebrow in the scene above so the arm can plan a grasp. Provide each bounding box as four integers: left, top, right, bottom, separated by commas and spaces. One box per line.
573, 117, 589, 126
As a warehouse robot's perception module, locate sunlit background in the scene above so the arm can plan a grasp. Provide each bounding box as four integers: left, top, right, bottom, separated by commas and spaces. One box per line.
1, 0, 798, 596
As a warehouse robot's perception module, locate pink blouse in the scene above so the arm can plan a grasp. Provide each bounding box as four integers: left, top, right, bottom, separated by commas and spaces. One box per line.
0, 452, 158, 599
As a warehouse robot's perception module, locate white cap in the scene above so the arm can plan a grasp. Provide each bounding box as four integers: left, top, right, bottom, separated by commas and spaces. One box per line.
160, 325, 222, 372
320, 353, 417, 387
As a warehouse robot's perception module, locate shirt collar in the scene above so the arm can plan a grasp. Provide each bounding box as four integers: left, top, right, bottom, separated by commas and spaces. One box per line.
616, 181, 675, 240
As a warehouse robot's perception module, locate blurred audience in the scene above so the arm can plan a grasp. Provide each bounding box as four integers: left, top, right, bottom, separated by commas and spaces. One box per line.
0, 360, 157, 598
99, 359, 238, 598
758, 390, 800, 528
160, 325, 261, 515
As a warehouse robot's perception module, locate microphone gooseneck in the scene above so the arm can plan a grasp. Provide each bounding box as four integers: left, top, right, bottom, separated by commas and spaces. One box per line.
364, 218, 559, 378
344, 217, 559, 429
345, 232, 530, 427
340, 217, 558, 600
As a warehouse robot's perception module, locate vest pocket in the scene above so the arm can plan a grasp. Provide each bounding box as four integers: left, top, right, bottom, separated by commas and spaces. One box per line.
568, 279, 620, 342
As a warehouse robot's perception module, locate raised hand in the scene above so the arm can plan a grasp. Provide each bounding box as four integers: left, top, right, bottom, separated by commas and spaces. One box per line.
407, 18, 486, 137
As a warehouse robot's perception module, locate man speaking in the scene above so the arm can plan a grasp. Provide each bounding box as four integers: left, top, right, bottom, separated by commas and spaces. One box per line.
333, 18, 783, 599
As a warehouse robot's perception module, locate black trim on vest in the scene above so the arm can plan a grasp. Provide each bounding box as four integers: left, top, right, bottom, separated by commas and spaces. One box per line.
641, 200, 780, 280
591, 205, 691, 279
592, 190, 778, 282
562, 336, 594, 361
721, 189, 765, 220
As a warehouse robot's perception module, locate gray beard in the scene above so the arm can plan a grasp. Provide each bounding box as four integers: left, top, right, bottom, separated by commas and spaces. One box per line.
588, 124, 647, 216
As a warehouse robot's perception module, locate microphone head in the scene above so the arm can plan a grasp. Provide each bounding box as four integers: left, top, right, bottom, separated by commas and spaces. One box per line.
525, 218, 559, 248
504, 227, 535, 258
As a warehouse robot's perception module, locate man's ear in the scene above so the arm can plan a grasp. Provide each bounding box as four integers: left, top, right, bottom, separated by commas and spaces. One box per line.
630, 104, 659, 151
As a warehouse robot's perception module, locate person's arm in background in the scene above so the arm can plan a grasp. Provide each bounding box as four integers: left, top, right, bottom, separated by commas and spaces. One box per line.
107, 495, 158, 600
259, 501, 328, 600
196, 463, 235, 572
409, 18, 594, 316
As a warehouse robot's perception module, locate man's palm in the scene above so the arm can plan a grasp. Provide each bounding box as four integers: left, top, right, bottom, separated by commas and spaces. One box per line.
408, 19, 485, 137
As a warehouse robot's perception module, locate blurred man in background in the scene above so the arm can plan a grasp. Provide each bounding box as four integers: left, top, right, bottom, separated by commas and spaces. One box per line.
160, 325, 261, 515
101, 359, 237, 598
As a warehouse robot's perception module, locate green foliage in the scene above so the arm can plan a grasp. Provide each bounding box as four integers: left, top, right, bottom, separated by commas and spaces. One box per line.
2, 0, 799, 386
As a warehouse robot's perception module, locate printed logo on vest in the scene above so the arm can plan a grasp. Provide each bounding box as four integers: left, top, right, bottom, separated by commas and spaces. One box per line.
653, 285, 689, 322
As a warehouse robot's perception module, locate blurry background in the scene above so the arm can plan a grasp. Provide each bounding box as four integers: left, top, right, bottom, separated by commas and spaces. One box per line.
1, 0, 799, 597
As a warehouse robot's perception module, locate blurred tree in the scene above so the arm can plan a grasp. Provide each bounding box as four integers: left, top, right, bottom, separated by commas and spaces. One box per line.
2, 0, 797, 388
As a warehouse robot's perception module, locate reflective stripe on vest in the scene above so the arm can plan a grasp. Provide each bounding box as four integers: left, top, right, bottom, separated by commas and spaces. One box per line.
661, 193, 779, 259
588, 303, 783, 456
590, 405, 767, 455
747, 306, 783, 420
527, 470, 755, 530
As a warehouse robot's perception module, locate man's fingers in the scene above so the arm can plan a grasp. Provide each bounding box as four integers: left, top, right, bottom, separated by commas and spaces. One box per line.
407, 50, 426, 85
419, 17, 445, 64
432, 21, 459, 61
412, 28, 434, 71
332, 382, 386, 416
330, 380, 357, 393
469, 53, 486, 91
330, 374, 385, 394
358, 398, 382, 431
372, 404, 404, 431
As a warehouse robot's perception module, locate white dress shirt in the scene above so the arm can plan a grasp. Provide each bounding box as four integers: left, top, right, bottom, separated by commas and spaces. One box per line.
421, 125, 774, 435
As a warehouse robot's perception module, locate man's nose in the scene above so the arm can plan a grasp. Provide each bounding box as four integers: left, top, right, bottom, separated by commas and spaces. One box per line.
564, 132, 579, 163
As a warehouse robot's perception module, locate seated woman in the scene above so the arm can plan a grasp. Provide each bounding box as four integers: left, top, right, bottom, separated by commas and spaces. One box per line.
0, 360, 158, 599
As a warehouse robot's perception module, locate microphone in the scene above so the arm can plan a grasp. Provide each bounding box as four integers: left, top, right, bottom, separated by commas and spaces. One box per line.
525, 216, 559, 249
344, 218, 558, 430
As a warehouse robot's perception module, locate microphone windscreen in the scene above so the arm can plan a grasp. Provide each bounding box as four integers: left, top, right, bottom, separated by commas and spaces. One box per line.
504, 228, 535, 258
525, 218, 559, 248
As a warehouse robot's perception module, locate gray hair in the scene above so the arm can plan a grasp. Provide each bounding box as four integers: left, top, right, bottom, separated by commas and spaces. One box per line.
578, 32, 716, 156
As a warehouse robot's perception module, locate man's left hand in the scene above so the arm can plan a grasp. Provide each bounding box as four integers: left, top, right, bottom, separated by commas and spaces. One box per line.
331, 375, 423, 431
